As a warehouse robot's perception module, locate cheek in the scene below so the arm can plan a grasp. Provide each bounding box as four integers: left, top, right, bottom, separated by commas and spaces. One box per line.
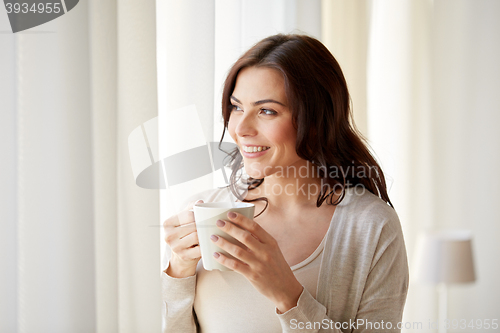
272, 125, 297, 148
227, 117, 236, 140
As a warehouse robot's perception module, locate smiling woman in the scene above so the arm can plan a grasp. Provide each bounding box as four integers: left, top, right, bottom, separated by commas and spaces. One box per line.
228, 67, 300, 180
162, 34, 409, 333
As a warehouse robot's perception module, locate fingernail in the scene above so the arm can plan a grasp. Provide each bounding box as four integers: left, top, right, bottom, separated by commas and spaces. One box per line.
228, 211, 237, 219
210, 235, 219, 242
213, 252, 220, 258
216, 220, 226, 227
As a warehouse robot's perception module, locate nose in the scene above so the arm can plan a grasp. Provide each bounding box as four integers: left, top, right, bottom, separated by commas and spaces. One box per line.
234, 113, 257, 138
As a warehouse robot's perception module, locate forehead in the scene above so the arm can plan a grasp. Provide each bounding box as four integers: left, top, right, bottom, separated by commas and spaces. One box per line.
232, 67, 287, 103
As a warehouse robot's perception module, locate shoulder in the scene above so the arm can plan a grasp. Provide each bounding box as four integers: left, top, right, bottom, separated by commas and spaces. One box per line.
339, 186, 400, 233
326, 186, 408, 273
329, 186, 404, 254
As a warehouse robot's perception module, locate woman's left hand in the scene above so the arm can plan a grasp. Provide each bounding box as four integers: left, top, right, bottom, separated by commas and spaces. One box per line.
211, 211, 304, 313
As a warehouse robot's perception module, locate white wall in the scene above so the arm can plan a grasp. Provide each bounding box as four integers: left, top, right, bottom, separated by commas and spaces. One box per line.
401, 1, 500, 331
431, 0, 500, 326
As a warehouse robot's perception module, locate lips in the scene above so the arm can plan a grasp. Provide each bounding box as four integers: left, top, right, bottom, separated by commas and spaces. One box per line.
242, 145, 271, 153
240, 145, 271, 158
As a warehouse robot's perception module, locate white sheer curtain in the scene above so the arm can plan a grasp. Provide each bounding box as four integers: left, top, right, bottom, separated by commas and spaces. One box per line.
321, 0, 370, 136
0, 1, 161, 332
364, 1, 434, 328
1, 3, 96, 331
93, 0, 161, 332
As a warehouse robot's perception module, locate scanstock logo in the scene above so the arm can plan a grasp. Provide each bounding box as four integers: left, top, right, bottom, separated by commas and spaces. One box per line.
4, 0, 79, 33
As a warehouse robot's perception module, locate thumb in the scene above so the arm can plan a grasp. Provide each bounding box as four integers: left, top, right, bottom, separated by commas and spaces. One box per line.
187, 199, 204, 211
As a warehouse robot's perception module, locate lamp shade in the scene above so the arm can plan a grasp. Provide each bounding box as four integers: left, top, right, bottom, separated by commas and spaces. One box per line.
413, 230, 476, 284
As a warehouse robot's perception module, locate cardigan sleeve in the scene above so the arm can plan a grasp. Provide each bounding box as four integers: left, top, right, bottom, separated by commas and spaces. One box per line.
161, 188, 230, 333
161, 267, 198, 333
276, 287, 344, 332
350, 216, 409, 333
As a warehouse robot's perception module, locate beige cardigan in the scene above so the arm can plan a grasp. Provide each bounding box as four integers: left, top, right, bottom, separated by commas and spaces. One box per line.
162, 187, 409, 332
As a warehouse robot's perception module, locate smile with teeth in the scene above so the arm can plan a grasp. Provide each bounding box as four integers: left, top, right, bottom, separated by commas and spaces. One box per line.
242, 145, 270, 153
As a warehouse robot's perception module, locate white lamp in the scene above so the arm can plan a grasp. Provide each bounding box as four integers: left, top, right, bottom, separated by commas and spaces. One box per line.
413, 230, 476, 333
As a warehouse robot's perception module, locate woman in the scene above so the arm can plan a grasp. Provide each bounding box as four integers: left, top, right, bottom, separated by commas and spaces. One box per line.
162, 34, 408, 333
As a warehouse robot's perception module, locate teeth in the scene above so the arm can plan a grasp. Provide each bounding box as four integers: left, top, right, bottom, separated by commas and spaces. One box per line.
243, 146, 269, 153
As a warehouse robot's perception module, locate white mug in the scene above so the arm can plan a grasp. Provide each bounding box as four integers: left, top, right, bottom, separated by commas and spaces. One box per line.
193, 202, 255, 271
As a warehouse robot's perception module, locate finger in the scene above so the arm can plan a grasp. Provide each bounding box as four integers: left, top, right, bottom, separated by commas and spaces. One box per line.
177, 209, 195, 226
178, 221, 196, 228
168, 222, 197, 239
164, 223, 197, 247
170, 231, 200, 253
164, 199, 203, 227
210, 234, 255, 265
179, 199, 203, 225
176, 244, 202, 262
180, 229, 199, 243
163, 211, 191, 228
226, 212, 271, 243
186, 199, 204, 210
213, 251, 250, 274
184, 199, 204, 217
215, 219, 260, 252
163, 213, 182, 228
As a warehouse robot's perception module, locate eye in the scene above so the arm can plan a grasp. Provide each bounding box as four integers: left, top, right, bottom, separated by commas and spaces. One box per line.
231, 104, 243, 112
260, 108, 277, 116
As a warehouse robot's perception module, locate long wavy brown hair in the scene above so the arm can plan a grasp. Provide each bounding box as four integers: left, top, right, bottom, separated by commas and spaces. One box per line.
219, 34, 393, 215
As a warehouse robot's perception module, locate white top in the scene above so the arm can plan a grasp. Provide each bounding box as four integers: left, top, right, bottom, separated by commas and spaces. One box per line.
194, 229, 327, 333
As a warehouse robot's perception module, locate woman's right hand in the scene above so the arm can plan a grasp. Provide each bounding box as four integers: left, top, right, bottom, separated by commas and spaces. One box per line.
163, 200, 203, 278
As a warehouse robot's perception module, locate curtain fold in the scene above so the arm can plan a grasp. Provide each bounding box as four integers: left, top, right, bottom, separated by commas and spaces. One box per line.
89, 1, 118, 331
321, 0, 370, 136
1, 1, 161, 332
107, 0, 161, 331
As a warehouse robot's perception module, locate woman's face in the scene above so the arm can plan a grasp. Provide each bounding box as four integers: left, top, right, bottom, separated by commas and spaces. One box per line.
228, 66, 304, 179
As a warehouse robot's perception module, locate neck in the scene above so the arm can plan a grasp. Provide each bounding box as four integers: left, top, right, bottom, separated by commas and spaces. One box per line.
248, 160, 335, 209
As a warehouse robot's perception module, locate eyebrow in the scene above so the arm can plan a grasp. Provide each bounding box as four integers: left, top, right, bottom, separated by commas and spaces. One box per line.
230, 95, 286, 107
